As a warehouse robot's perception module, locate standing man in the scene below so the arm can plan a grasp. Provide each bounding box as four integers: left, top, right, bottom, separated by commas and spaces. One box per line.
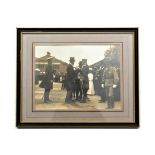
74, 61, 83, 101
99, 66, 106, 103
94, 67, 102, 95
102, 57, 119, 108
65, 57, 76, 103
81, 59, 89, 103
42, 57, 54, 103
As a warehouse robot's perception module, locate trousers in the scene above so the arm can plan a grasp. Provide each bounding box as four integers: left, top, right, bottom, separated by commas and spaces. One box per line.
44, 88, 51, 102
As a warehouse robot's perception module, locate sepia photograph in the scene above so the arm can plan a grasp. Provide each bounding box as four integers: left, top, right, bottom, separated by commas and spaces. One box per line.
16, 28, 139, 128
34, 45, 122, 111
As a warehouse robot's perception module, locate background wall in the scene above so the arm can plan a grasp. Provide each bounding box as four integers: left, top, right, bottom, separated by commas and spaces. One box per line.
0, 0, 153, 155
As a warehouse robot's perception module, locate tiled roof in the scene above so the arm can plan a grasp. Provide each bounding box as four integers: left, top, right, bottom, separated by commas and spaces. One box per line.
36, 54, 68, 65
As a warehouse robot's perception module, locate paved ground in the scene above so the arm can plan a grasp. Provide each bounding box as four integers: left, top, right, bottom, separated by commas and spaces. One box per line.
34, 82, 122, 111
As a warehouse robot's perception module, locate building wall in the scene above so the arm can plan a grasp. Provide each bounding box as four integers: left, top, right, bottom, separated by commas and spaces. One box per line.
36, 62, 67, 75
35, 53, 68, 75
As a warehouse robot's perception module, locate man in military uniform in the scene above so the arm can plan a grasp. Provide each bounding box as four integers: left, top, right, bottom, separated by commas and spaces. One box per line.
98, 66, 106, 103
74, 61, 83, 101
42, 57, 54, 103
65, 57, 76, 103
114, 67, 120, 101
102, 57, 119, 108
81, 59, 89, 103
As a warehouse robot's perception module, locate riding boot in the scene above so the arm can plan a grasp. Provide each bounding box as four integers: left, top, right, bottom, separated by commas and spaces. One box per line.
107, 97, 111, 109
44, 92, 48, 103
108, 97, 114, 108
83, 96, 86, 103
110, 97, 114, 108
47, 92, 49, 100
65, 91, 72, 103
47, 92, 53, 102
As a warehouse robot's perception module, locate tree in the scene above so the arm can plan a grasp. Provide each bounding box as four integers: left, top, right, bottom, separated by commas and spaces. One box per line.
104, 45, 120, 67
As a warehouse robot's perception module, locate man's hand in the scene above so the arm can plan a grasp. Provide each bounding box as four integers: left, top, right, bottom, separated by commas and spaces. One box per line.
113, 84, 117, 88
101, 84, 104, 88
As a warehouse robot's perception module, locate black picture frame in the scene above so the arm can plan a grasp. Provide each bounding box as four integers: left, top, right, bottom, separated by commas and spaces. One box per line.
16, 28, 139, 128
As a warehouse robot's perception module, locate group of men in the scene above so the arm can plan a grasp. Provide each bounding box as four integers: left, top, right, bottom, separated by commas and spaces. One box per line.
39, 56, 119, 109
65, 56, 119, 108
65, 57, 89, 103
94, 63, 120, 104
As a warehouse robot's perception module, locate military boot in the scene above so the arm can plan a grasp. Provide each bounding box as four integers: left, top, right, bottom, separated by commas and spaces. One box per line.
44, 92, 48, 103
110, 97, 114, 108
106, 97, 111, 109
47, 92, 52, 103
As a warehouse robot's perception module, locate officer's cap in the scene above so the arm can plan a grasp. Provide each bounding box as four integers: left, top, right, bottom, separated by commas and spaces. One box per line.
82, 59, 87, 63
79, 61, 82, 65
69, 57, 75, 62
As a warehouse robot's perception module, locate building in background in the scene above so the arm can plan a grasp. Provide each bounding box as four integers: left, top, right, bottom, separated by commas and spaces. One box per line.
35, 52, 68, 76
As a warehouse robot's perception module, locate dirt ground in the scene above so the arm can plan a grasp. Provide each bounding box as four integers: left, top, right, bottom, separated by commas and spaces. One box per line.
34, 82, 122, 111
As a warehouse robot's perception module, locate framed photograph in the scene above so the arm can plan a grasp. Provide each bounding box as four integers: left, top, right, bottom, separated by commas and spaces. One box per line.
16, 28, 139, 128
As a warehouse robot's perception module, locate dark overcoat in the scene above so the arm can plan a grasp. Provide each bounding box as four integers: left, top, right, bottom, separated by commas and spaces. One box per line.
42, 64, 53, 90
81, 65, 89, 89
66, 64, 76, 91
74, 68, 82, 90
